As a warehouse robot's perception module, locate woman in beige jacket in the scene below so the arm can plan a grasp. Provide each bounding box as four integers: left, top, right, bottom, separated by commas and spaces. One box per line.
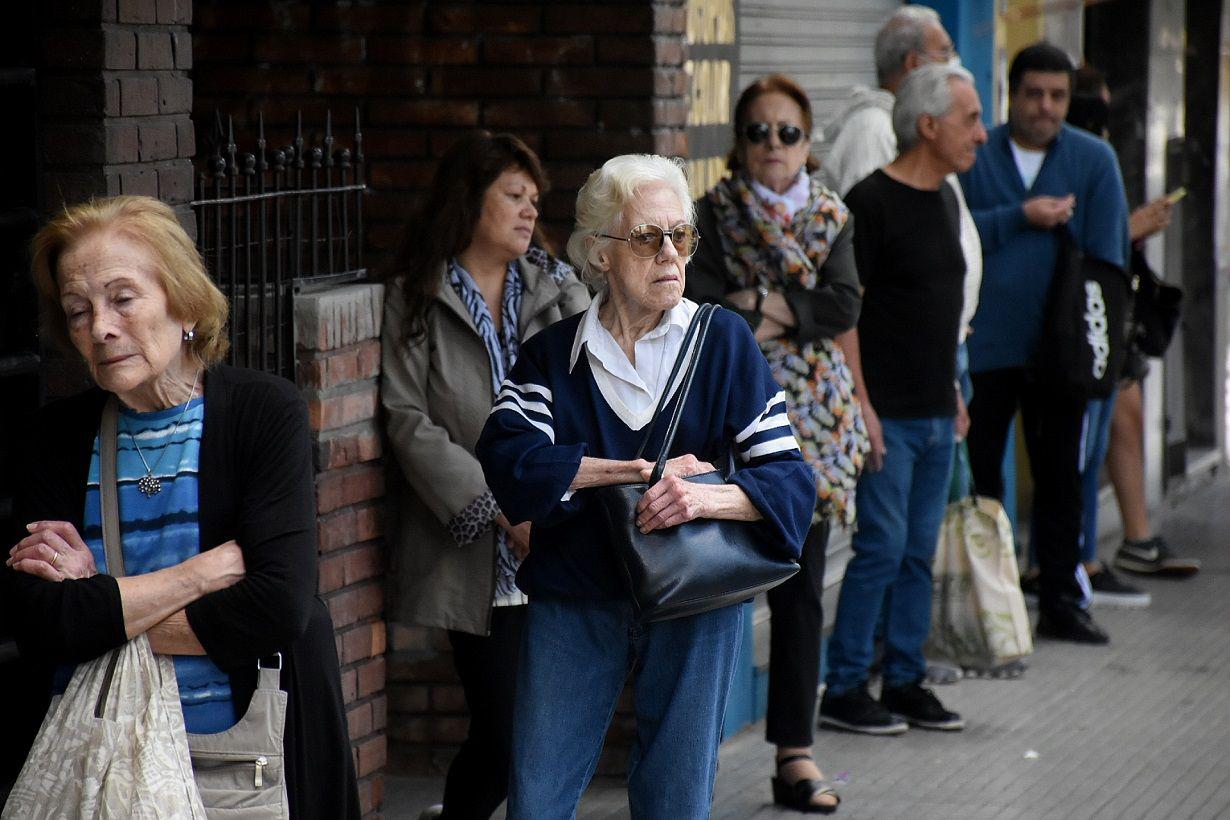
379, 132, 590, 819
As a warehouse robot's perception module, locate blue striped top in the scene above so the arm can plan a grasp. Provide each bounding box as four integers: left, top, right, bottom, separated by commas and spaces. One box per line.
80, 396, 237, 734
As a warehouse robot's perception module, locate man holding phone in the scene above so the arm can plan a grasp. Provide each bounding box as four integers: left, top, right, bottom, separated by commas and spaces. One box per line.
958, 42, 1130, 644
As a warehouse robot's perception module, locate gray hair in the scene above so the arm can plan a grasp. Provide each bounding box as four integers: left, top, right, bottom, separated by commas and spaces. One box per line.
565, 154, 695, 288
875, 5, 942, 86
893, 62, 975, 152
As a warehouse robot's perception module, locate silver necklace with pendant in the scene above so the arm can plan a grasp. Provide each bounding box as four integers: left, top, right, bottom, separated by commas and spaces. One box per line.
127, 369, 202, 497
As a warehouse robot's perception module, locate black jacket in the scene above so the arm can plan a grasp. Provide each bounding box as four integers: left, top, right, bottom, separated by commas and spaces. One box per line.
1, 365, 359, 819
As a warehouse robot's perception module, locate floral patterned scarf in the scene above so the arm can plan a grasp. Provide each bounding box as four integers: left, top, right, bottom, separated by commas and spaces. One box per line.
708, 172, 869, 526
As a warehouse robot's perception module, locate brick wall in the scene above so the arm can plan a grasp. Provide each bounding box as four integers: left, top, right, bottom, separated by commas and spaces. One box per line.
34, 0, 197, 400
40, 0, 195, 226
193, 0, 691, 785
192, 0, 689, 263
295, 284, 389, 817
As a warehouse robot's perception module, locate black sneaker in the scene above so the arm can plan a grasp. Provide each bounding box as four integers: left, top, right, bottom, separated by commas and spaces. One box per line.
1036, 603, 1109, 645
881, 682, 964, 731
1114, 536, 1201, 577
1089, 567, 1151, 608
819, 684, 908, 735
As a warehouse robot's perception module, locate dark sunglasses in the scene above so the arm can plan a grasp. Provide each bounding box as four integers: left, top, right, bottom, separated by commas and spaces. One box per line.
743, 122, 805, 146
600, 223, 701, 258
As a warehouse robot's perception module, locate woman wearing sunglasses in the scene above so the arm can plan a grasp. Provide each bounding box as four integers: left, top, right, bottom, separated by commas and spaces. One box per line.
378, 131, 590, 819
687, 73, 866, 815
476, 154, 815, 819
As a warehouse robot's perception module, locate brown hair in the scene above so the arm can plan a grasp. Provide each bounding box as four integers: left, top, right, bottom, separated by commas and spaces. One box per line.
380, 130, 550, 344
31, 195, 230, 366
726, 74, 820, 174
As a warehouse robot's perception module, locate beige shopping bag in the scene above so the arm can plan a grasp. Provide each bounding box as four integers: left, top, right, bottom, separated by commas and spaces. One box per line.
2, 634, 207, 820
926, 494, 1033, 670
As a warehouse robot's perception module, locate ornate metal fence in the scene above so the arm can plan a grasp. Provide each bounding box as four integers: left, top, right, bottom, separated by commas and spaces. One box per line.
192, 111, 366, 378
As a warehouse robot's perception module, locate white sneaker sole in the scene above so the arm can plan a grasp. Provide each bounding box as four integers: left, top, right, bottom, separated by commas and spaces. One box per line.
818, 715, 908, 735
1090, 590, 1152, 609
896, 715, 965, 731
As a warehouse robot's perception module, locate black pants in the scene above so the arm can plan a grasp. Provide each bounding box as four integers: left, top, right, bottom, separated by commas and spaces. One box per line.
765, 520, 831, 748
441, 605, 526, 820
966, 367, 1086, 610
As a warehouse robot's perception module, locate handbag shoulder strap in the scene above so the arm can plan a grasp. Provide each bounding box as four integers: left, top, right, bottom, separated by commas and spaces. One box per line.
632, 302, 716, 461
650, 304, 717, 483
647, 304, 719, 484
100, 396, 126, 578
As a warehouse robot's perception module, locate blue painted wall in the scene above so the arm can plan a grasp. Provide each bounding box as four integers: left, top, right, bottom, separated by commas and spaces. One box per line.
918, 0, 996, 124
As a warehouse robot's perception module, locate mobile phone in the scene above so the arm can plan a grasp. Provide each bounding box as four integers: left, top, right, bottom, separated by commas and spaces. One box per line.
1165, 186, 1188, 204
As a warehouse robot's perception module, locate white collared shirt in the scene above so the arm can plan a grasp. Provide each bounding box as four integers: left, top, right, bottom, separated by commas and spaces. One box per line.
568, 293, 699, 431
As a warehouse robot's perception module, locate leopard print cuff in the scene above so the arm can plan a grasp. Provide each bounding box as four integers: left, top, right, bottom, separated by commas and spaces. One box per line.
449, 491, 501, 546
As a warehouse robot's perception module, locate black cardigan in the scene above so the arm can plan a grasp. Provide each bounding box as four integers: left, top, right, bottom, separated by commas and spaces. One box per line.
1, 365, 359, 819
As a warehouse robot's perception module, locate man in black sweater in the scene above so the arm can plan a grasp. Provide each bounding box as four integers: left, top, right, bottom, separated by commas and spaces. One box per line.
820, 63, 987, 735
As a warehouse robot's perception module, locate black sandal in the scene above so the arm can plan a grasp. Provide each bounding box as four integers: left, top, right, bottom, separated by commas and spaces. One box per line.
771, 753, 841, 814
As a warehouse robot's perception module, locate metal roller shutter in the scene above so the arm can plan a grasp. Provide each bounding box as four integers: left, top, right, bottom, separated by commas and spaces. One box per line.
738, 0, 902, 155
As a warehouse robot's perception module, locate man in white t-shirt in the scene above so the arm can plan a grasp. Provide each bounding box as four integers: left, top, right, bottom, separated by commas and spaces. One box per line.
958, 42, 1130, 645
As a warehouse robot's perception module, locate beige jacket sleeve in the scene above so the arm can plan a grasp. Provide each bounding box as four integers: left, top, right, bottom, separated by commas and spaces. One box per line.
380, 283, 493, 533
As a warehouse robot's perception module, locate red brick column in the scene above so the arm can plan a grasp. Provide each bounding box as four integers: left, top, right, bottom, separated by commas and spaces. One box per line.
40, 0, 195, 223
295, 283, 388, 818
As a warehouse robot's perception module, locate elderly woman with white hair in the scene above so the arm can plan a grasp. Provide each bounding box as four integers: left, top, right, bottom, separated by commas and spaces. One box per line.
477, 154, 815, 819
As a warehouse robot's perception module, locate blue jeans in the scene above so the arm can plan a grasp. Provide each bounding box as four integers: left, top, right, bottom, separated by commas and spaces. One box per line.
1080, 391, 1118, 563
826, 416, 955, 694
508, 598, 745, 820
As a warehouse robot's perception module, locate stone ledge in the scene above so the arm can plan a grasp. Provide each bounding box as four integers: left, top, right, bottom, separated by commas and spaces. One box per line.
295, 282, 384, 353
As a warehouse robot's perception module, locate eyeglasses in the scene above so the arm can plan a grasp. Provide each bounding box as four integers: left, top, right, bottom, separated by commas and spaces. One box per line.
599, 223, 701, 258
743, 122, 805, 146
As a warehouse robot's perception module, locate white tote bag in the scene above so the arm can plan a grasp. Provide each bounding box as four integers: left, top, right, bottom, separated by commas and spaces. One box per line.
2, 634, 206, 820
926, 492, 1034, 671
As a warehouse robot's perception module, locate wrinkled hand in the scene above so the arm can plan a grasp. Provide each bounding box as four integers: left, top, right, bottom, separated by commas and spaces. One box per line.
861, 401, 886, 473
7, 521, 97, 582
639, 454, 717, 483
192, 540, 245, 594
1022, 194, 1076, 228
1129, 196, 1172, 242
754, 316, 788, 343
636, 474, 714, 533
725, 287, 758, 311
498, 517, 532, 561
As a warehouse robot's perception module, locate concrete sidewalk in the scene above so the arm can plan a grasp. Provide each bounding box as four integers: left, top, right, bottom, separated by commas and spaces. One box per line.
385, 473, 1230, 819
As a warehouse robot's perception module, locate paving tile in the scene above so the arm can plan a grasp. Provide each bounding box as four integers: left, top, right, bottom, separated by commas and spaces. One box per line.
384, 476, 1230, 819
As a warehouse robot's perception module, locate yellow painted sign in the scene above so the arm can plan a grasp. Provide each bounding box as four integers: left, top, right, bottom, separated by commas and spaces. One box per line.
687, 0, 736, 45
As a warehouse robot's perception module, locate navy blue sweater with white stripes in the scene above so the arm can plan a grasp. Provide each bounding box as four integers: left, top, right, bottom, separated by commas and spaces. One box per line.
476, 307, 816, 601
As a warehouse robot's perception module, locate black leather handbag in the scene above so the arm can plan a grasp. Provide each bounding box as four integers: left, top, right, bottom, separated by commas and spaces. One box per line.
1039, 228, 1135, 399
593, 303, 800, 622
1129, 247, 1183, 357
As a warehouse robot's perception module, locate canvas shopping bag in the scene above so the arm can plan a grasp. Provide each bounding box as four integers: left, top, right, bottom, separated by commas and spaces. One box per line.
926, 444, 1033, 670
2, 634, 207, 820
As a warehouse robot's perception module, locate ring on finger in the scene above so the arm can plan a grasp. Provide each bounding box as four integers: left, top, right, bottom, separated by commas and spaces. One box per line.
51, 551, 61, 568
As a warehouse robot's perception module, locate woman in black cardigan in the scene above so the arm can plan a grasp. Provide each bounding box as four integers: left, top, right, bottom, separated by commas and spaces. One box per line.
1, 196, 358, 818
